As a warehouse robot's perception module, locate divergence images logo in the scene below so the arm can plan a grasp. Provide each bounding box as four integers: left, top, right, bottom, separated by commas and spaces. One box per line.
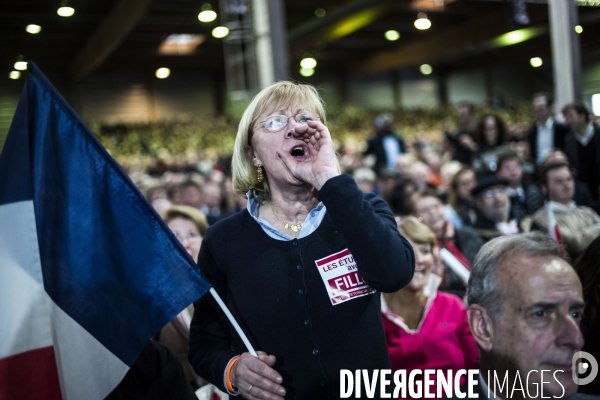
572, 351, 598, 386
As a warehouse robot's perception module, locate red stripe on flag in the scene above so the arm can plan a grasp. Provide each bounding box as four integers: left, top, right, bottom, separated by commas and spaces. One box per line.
0, 346, 62, 400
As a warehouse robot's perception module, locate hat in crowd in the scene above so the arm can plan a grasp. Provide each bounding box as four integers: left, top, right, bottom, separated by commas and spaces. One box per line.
471, 176, 509, 197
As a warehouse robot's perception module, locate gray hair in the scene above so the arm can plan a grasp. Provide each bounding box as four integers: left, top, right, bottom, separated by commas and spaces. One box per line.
467, 232, 562, 321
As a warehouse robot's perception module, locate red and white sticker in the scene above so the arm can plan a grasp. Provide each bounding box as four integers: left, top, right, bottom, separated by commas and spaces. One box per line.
314, 248, 375, 305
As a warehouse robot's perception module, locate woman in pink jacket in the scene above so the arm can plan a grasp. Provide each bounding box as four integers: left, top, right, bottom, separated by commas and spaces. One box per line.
382, 217, 479, 399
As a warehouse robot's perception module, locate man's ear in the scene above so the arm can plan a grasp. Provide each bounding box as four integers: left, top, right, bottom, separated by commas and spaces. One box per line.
541, 184, 547, 196
468, 304, 494, 352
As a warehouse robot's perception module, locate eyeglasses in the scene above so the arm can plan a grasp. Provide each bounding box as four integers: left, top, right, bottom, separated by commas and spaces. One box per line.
172, 231, 202, 242
256, 113, 319, 132
483, 187, 506, 198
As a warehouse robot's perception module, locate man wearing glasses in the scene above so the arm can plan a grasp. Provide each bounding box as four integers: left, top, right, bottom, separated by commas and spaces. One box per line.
472, 176, 530, 243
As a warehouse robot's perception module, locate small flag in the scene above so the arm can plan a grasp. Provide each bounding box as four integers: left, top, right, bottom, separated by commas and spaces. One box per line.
547, 203, 563, 246
0, 63, 211, 399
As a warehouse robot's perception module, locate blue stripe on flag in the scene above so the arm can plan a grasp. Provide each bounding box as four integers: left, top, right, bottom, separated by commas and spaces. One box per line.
0, 89, 33, 205
0, 63, 212, 367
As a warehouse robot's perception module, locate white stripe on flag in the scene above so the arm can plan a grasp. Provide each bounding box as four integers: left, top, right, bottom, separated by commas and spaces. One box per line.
439, 248, 471, 284
0, 201, 53, 359
47, 294, 129, 400
0, 200, 129, 399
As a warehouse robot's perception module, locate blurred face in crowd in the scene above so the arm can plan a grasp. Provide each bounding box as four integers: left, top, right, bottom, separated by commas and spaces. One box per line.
410, 162, 430, 189
357, 179, 375, 193
476, 185, 510, 222
483, 116, 499, 147
414, 196, 445, 237
168, 217, 203, 263
543, 151, 569, 166
563, 108, 588, 132
533, 97, 551, 124
480, 254, 584, 398
546, 166, 575, 205
203, 184, 222, 208
457, 105, 474, 128
496, 158, 523, 188
181, 186, 203, 208
456, 170, 476, 200
404, 237, 433, 292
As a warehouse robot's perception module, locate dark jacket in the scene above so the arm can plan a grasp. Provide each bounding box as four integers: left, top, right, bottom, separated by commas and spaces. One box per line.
106, 340, 197, 400
364, 131, 406, 174
564, 125, 600, 201
507, 182, 546, 221
188, 174, 415, 399
527, 119, 569, 164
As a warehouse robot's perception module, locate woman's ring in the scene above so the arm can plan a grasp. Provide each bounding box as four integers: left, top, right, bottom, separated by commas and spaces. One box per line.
247, 384, 253, 392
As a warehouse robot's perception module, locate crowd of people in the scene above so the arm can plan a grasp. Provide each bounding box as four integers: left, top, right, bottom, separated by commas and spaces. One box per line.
108, 88, 599, 399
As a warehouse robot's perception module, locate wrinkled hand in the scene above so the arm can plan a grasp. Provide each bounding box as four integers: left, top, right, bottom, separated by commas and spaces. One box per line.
230, 351, 285, 400
276, 120, 340, 190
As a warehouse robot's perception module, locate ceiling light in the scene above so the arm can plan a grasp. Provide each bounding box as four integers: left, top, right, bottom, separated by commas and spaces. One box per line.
14, 61, 28, 71
57, 7, 75, 17
26, 24, 41, 34
300, 68, 315, 77
489, 27, 546, 48
315, 8, 326, 18
212, 26, 229, 38
198, 10, 217, 22
385, 30, 400, 41
575, 25, 583, 34
530, 57, 543, 67
414, 13, 431, 30
9, 71, 21, 80
300, 57, 317, 69
159, 34, 205, 55
155, 68, 171, 79
420, 64, 433, 75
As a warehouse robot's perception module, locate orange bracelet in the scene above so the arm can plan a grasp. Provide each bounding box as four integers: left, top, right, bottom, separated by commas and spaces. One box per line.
225, 356, 241, 392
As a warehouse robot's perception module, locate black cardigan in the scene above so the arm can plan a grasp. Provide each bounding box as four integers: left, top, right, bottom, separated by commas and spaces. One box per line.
188, 174, 415, 399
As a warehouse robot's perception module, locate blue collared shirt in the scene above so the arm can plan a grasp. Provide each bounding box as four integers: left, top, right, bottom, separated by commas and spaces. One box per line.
246, 191, 327, 241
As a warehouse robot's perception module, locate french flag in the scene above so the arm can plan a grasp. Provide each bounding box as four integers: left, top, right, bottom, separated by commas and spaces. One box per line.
0, 63, 211, 399
547, 202, 563, 246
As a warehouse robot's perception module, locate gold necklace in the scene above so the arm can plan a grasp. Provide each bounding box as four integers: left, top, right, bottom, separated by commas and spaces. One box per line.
270, 202, 303, 232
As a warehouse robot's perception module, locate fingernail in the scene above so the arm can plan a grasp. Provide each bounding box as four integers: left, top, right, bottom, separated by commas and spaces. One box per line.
278, 388, 286, 395
276, 376, 283, 383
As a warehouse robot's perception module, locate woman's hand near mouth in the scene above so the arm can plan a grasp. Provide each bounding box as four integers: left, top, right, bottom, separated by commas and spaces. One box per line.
276, 120, 339, 190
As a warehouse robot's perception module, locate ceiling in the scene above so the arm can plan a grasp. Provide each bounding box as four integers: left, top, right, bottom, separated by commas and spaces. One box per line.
2, 0, 600, 84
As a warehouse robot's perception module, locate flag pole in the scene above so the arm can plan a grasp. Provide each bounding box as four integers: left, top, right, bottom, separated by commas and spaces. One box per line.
209, 288, 258, 357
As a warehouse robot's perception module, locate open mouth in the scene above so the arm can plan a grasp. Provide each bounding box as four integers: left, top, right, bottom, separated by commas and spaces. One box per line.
290, 145, 308, 161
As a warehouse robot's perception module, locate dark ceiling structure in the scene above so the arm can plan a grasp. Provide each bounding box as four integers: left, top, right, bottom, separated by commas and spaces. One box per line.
1, 0, 600, 83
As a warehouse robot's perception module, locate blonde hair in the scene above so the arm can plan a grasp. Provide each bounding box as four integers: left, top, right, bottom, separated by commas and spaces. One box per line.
231, 81, 327, 198
397, 216, 436, 249
162, 205, 209, 237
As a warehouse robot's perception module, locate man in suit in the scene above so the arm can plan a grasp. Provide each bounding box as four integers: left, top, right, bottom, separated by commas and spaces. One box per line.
453, 232, 593, 400
364, 113, 406, 175
562, 103, 600, 201
527, 93, 569, 166
445, 101, 478, 165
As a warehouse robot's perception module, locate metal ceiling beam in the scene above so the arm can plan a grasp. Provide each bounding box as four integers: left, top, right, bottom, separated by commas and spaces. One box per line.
352, 13, 511, 75
69, 0, 155, 82
288, 0, 403, 51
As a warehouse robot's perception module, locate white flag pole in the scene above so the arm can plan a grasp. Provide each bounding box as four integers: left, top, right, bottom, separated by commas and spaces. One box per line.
209, 288, 258, 357
439, 248, 471, 285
